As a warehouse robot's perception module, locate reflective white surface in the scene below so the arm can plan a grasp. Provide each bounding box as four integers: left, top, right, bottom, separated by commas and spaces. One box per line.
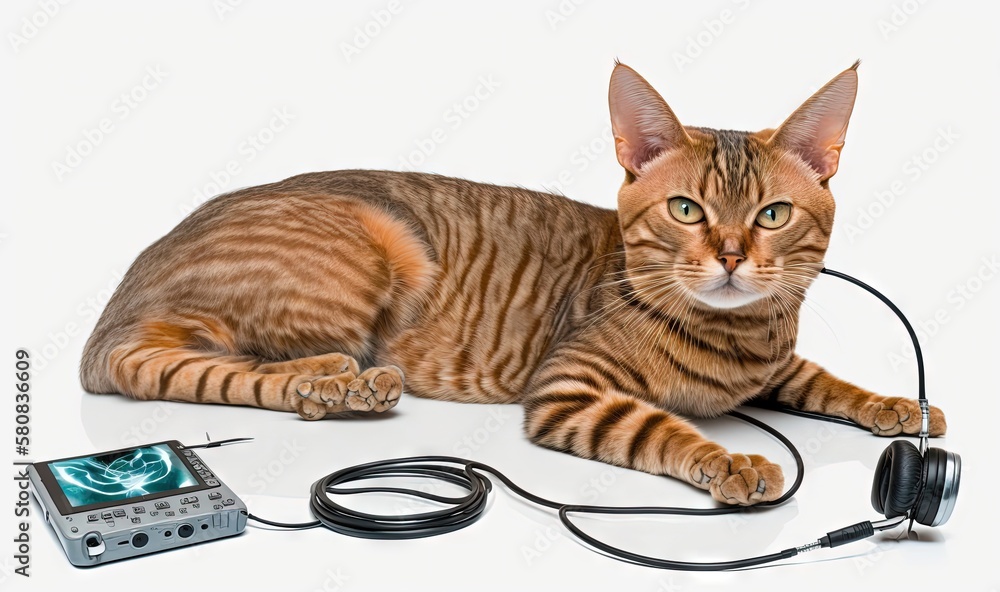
4, 1, 998, 589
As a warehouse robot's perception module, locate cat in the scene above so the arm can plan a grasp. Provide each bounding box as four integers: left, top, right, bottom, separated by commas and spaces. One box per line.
80, 61, 945, 506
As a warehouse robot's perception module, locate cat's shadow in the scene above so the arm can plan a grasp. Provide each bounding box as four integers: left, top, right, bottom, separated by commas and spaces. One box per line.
323, 410, 399, 421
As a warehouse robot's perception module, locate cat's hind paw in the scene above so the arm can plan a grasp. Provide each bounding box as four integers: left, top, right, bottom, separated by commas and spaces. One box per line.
292, 371, 357, 420
690, 450, 784, 505
346, 366, 404, 412
859, 397, 946, 437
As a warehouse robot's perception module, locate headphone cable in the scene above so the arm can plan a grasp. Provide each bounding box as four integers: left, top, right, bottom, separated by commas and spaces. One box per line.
245, 267, 926, 569
247, 411, 895, 570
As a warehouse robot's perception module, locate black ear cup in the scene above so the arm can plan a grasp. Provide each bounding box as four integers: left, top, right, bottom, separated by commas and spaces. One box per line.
871, 441, 961, 526
871, 440, 923, 518
912, 447, 961, 526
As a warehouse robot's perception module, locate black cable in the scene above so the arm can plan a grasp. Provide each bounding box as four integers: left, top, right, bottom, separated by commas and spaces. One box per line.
743, 399, 924, 439
744, 398, 862, 428
185, 436, 255, 449
741, 268, 927, 437
249, 411, 815, 570
819, 268, 925, 402
244, 267, 927, 569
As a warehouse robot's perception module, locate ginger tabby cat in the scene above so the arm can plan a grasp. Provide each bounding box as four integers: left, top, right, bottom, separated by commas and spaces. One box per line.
81, 62, 945, 506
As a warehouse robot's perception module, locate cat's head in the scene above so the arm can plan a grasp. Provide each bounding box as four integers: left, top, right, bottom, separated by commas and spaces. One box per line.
610, 62, 858, 311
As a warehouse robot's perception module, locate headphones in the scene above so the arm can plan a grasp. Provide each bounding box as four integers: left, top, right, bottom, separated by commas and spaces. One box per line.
818, 269, 962, 532
251, 268, 962, 570
872, 440, 960, 528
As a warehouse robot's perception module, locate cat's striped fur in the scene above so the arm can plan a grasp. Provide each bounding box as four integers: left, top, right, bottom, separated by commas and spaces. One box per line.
80, 62, 945, 505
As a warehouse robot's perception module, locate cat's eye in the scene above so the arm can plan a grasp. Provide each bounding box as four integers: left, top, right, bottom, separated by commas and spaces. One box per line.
667, 198, 705, 224
755, 203, 792, 229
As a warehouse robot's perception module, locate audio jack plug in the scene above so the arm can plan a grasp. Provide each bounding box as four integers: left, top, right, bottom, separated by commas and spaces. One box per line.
795, 516, 907, 555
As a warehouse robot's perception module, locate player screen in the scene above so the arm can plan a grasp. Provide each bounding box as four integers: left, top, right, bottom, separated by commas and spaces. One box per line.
47, 443, 198, 508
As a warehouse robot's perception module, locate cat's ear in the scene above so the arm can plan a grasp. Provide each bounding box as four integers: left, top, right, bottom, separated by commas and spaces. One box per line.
769, 62, 859, 181
609, 62, 690, 178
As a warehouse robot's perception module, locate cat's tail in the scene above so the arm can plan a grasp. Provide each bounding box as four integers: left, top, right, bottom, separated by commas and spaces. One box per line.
80, 317, 138, 394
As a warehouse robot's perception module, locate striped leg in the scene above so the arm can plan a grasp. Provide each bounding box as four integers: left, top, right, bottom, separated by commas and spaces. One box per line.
762, 355, 946, 436
523, 360, 785, 505
107, 344, 402, 420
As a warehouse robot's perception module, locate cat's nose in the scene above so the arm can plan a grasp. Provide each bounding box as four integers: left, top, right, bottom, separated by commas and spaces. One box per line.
718, 251, 745, 274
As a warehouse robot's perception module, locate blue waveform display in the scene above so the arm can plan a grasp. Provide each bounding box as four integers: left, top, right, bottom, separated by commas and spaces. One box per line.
50, 444, 197, 507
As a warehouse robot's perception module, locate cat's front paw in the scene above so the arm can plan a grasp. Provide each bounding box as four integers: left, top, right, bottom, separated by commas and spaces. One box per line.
690, 450, 784, 505
345, 366, 404, 412
858, 397, 946, 437
291, 371, 357, 420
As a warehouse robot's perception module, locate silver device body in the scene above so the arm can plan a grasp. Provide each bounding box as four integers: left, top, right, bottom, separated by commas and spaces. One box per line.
28, 442, 247, 567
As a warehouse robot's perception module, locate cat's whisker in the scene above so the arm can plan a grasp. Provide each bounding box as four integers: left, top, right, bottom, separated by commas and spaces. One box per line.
770, 278, 841, 347
581, 269, 662, 324
630, 284, 694, 371
579, 272, 682, 336
766, 281, 817, 343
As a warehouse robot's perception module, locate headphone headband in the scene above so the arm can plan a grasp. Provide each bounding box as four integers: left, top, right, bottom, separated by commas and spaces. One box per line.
820, 268, 961, 531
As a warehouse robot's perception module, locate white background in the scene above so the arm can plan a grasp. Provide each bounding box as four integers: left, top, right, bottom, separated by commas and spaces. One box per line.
3, 1, 998, 590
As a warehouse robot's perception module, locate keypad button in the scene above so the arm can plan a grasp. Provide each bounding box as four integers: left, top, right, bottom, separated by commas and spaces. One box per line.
87, 514, 99, 522
154, 501, 170, 510
208, 492, 222, 500
164, 511, 175, 517
131, 517, 141, 524
222, 498, 235, 507
113, 509, 126, 518
205, 479, 220, 487
101, 511, 112, 520
179, 508, 188, 515
132, 506, 146, 514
